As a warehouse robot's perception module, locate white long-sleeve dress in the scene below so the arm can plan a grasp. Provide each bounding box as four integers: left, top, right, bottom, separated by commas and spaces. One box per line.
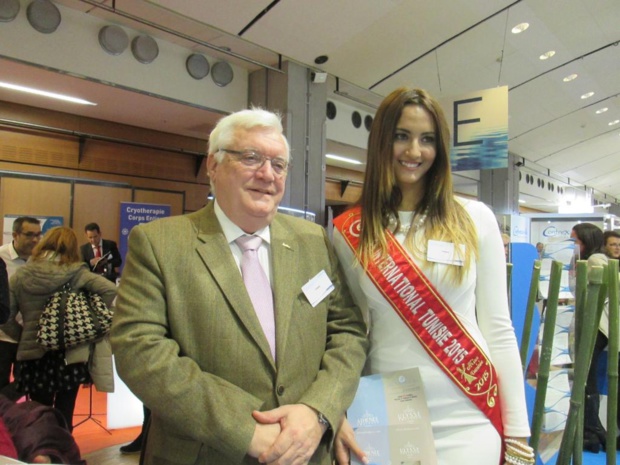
333, 198, 531, 465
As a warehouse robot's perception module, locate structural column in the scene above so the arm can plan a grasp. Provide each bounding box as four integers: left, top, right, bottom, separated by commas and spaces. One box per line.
248, 61, 327, 225
479, 152, 520, 215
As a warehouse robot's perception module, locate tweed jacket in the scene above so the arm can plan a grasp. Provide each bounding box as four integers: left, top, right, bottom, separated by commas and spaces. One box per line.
110, 202, 368, 465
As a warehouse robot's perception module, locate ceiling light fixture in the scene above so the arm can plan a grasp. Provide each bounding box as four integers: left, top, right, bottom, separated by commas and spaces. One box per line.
580, 92, 594, 99
326, 154, 362, 165
563, 74, 578, 82
0, 81, 97, 105
609, 120, 620, 126
596, 108, 608, 114
539, 50, 555, 60
511, 23, 529, 34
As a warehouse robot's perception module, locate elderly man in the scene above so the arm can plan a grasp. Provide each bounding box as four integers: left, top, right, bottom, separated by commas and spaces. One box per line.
111, 108, 368, 465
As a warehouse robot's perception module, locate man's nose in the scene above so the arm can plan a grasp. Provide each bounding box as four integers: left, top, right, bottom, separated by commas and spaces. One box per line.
255, 159, 276, 180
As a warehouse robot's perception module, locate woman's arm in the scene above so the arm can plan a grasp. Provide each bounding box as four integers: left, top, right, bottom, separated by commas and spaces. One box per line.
334, 417, 369, 465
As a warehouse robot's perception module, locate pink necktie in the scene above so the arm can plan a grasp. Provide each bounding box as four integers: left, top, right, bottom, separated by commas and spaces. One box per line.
236, 235, 276, 360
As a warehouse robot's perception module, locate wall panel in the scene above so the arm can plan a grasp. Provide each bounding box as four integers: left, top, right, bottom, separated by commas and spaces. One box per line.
73, 184, 132, 244
82, 140, 200, 183
0, 129, 79, 169
0, 177, 72, 230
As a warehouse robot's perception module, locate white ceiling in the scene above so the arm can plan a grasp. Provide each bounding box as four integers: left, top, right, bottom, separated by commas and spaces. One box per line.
1, 0, 619, 213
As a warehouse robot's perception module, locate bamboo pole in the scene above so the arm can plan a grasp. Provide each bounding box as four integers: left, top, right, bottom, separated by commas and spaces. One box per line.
557, 265, 605, 465
530, 260, 564, 453
573, 260, 588, 465
520, 260, 542, 372
573, 261, 588, 465
606, 259, 618, 465
573, 263, 608, 464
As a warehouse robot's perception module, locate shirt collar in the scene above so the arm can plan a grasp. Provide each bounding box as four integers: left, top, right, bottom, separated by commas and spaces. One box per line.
213, 200, 271, 245
9, 242, 22, 261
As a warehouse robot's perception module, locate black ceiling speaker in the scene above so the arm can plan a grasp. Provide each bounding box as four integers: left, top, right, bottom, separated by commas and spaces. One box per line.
211, 61, 234, 87
131, 35, 159, 64
186, 54, 210, 80
98, 25, 129, 56
27, 0, 61, 33
326, 101, 337, 120
0, 0, 20, 22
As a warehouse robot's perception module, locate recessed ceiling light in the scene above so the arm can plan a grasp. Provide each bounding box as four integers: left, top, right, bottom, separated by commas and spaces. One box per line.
609, 120, 620, 126
511, 23, 529, 34
0, 81, 97, 105
580, 92, 594, 99
326, 154, 362, 165
539, 50, 555, 60
519, 199, 526, 204
596, 108, 609, 114
563, 73, 578, 82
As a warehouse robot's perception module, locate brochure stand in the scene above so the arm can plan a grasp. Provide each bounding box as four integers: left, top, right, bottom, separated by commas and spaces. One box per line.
73, 384, 111, 434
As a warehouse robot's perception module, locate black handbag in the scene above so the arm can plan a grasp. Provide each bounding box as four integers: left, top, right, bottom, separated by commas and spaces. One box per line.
37, 282, 113, 350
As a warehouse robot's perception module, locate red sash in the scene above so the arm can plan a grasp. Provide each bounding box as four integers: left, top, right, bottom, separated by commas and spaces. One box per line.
334, 207, 503, 438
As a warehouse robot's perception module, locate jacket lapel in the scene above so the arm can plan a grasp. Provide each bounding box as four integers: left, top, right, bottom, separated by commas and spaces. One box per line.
193, 204, 276, 368
270, 216, 299, 364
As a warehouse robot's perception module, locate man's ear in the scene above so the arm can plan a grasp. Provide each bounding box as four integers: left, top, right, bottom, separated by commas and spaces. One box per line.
206, 153, 218, 177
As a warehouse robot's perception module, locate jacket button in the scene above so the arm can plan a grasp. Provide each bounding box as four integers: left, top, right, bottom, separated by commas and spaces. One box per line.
276, 385, 285, 396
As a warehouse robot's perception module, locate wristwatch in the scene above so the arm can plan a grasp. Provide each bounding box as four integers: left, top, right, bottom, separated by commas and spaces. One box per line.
317, 411, 331, 431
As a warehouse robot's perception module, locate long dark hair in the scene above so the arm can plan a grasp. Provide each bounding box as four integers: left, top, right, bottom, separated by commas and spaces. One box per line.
572, 223, 604, 260
357, 87, 477, 282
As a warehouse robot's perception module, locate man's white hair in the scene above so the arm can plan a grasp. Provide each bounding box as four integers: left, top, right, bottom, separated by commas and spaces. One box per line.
208, 107, 290, 162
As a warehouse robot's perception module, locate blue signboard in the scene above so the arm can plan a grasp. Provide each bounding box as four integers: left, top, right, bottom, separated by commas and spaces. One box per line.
119, 202, 171, 274
442, 86, 509, 172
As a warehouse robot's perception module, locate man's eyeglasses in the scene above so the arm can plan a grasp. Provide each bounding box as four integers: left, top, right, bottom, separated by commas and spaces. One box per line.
607, 243, 620, 248
220, 149, 290, 176
19, 231, 42, 238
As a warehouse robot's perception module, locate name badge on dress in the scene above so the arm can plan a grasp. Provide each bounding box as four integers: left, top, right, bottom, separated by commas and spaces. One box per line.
302, 270, 334, 307
427, 240, 465, 266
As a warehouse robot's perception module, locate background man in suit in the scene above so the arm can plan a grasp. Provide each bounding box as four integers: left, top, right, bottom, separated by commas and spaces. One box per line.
110, 108, 368, 465
80, 223, 122, 283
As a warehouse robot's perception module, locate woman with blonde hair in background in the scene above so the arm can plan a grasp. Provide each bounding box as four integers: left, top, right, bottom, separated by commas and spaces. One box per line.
7, 226, 116, 431
332, 87, 531, 465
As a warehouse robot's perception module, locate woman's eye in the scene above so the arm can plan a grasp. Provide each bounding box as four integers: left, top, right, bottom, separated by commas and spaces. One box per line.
394, 132, 408, 141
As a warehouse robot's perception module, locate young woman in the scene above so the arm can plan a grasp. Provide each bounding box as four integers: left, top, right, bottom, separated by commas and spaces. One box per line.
8, 226, 116, 431
332, 87, 531, 465
571, 222, 610, 452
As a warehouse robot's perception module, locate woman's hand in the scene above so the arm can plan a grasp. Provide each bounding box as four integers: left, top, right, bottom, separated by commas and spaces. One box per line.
334, 417, 368, 465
